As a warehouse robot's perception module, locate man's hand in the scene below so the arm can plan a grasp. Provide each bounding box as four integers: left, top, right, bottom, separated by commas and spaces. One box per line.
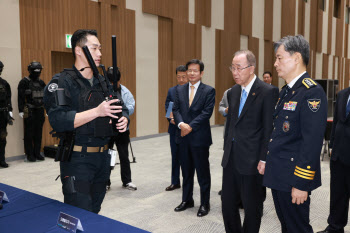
96, 99, 122, 118
291, 187, 308, 205
170, 119, 175, 125
225, 107, 228, 114
257, 161, 265, 175
180, 123, 192, 137
116, 116, 128, 132
329, 148, 332, 157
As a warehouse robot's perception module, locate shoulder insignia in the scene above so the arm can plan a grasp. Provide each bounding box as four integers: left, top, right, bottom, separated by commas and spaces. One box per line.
48, 83, 58, 92
294, 166, 315, 180
307, 99, 321, 112
302, 78, 317, 89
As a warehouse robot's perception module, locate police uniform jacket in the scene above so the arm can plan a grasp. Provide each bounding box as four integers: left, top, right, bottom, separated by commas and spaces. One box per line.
263, 72, 327, 192
43, 66, 129, 147
0, 77, 12, 111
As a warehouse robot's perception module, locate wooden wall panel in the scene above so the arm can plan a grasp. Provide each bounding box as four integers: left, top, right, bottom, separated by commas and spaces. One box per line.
142, 0, 189, 22
338, 57, 344, 89
248, 37, 260, 77
281, 0, 296, 37
297, 0, 305, 35
322, 53, 329, 79
336, 18, 345, 56
264, 0, 274, 41
195, 0, 211, 27
158, 17, 173, 134
241, 0, 252, 36
317, 10, 323, 52
224, 0, 241, 33
345, 59, 350, 88
328, 0, 334, 53
309, 0, 318, 51
333, 56, 336, 79
20, 0, 136, 148
215, 30, 240, 125
345, 24, 349, 58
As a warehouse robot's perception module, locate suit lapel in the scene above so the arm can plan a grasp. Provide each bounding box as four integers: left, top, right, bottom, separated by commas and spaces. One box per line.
231, 85, 241, 124
183, 83, 190, 109
235, 78, 260, 125
343, 88, 350, 120
190, 82, 204, 108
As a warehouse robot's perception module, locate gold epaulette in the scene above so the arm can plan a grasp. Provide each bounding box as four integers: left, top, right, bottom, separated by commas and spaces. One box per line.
294, 166, 315, 180
302, 78, 317, 89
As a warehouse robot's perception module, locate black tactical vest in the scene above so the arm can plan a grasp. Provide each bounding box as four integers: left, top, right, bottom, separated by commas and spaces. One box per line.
25, 78, 44, 107
0, 81, 6, 107
62, 69, 114, 138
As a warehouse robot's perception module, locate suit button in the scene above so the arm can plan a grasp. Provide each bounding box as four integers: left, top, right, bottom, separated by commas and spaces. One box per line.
276, 116, 278, 119
267, 151, 269, 155
270, 139, 273, 142
285, 116, 288, 119
274, 127, 276, 131
291, 158, 294, 161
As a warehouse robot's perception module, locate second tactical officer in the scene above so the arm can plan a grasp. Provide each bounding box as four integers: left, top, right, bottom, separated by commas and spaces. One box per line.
43, 29, 129, 214
263, 35, 327, 233
18, 61, 46, 162
0, 61, 13, 168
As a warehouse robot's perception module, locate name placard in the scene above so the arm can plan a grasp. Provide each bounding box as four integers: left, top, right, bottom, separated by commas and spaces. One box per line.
57, 212, 84, 232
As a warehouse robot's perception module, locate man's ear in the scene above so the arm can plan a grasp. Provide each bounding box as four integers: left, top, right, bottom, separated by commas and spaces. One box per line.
295, 52, 302, 64
75, 46, 82, 57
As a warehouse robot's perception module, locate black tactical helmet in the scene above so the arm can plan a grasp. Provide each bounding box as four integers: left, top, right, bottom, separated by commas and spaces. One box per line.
28, 61, 43, 72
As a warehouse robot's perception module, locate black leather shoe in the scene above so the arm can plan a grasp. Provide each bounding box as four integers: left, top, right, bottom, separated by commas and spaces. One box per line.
36, 154, 45, 161
174, 200, 194, 212
27, 156, 36, 162
197, 204, 210, 217
0, 161, 8, 168
218, 190, 222, 195
166, 184, 181, 191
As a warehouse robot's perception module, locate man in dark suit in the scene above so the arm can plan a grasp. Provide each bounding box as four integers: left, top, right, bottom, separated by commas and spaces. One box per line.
264, 35, 327, 233
164, 65, 188, 191
173, 59, 215, 217
318, 87, 350, 233
221, 50, 278, 233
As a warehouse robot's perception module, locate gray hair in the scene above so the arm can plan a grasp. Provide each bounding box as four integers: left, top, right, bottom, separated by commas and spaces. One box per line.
274, 35, 310, 66
233, 50, 256, 67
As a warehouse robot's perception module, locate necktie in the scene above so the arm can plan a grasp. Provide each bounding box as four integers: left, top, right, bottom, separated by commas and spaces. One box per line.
346, 97, 350, 117
238, 89, 247, 117
189, 86, 195, 106
278, 86, 290, 106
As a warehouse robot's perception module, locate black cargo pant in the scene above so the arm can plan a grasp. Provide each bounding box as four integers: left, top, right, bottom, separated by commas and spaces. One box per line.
60, 149, 110, 214
0, 111, 8, 162
24, 107, 45, 159
108, 130, 132, 186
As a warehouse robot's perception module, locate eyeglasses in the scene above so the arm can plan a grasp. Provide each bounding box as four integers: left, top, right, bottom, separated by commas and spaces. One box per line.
187, 69, 200, 74
229, 65, 251, 72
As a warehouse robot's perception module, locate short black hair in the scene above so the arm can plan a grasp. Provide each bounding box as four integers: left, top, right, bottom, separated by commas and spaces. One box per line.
274, 35, 310, 66
71, 29, 98, 58
176, 65, 187, 74
263, 71, 272, 77
186, 59, 204, 72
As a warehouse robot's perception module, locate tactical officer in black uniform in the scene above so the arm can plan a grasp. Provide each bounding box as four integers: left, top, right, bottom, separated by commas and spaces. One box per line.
0, 61, 13, 168
18, 61, 46, 162
43, 29, 129, 214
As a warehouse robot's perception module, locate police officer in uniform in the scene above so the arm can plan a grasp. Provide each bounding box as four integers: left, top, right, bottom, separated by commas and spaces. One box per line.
18, 61, 46, 162
0, 61, 13, 168
43, 29, 129, 214
263, 35, 327, 233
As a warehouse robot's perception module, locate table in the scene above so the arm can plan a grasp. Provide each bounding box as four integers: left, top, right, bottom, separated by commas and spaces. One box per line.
0, 183, 149, 233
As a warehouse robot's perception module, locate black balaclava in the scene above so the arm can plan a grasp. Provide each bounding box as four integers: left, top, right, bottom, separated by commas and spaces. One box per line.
28, 61, 42, 80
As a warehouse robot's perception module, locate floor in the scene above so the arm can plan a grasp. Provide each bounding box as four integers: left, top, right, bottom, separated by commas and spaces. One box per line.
1, 126, 348, 233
